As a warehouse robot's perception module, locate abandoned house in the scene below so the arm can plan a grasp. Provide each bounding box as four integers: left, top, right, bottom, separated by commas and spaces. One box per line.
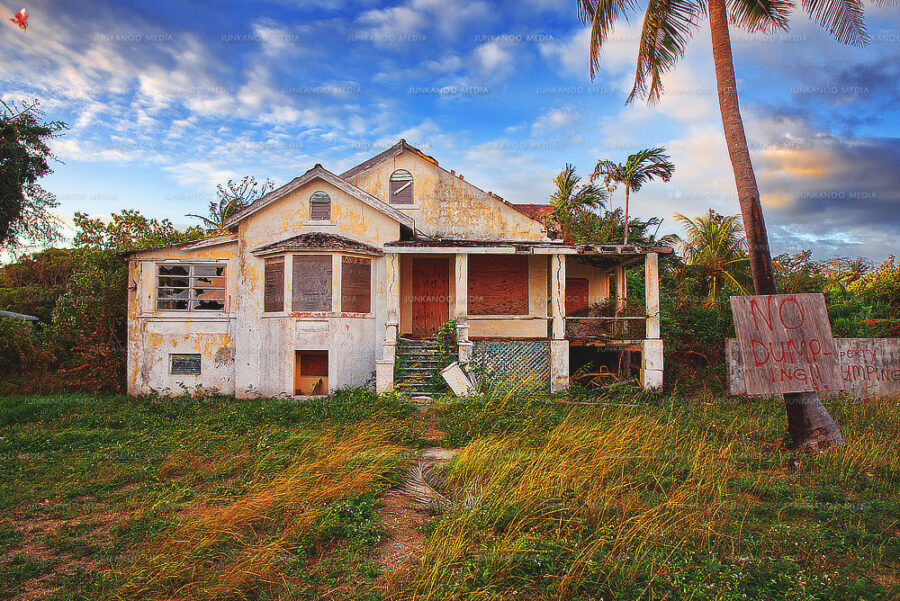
125, 140, 672, 398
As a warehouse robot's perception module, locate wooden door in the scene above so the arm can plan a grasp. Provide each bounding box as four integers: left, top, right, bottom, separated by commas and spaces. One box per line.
411, 258, 449, 338
566, 278, 590, 315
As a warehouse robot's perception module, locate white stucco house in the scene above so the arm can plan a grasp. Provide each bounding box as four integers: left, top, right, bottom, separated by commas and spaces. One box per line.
125, 140, 671, 398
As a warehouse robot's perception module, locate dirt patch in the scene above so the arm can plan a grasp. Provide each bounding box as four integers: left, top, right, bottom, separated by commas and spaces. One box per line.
372, 408, 457, 574
372, 491, 431, 571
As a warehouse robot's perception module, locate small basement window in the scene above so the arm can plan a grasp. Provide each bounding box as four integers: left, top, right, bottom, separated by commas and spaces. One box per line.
389, 169, 413, 204
295, 350, 328, 395
310, 191, 331, 220
170, 354, 201, 375
157, 263, 226, 311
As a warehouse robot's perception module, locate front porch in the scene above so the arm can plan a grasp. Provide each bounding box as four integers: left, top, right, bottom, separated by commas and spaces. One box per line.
375, 241, 671, 394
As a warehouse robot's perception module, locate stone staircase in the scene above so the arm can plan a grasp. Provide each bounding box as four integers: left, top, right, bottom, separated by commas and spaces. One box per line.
395, 338, 455, 399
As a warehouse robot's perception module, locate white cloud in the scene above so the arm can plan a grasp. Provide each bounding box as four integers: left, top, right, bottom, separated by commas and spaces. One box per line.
474, 42, 514, 80
531, 106, 580, 137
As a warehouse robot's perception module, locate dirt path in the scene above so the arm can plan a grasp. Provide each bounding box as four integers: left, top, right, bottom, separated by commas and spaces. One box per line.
372, 406, 457, 573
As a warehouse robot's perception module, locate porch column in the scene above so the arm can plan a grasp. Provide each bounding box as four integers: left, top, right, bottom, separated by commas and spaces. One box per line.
614, 264, 627, 313
454, 254, 473, 366
376, 253, 401, 394
550, 253, 569, 393
641, 252, 663, 391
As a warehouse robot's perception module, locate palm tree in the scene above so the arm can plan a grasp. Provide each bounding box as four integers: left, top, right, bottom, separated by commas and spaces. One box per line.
576, 0, 887, 449
674, 210, 749, 304
550, 164, 608, 241
188, 176, 274, 234
592, 147, 675, 244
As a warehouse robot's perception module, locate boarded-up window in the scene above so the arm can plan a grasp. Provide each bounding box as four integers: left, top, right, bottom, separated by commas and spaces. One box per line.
566, 278, 589, 315
292, 255, 332, 311
468, 255, 529, 315
389, 169, 413, 204
157, 263, 226, 311
264, 257, 284, 312
310, 191, 331, 220
341, 257, 371, 313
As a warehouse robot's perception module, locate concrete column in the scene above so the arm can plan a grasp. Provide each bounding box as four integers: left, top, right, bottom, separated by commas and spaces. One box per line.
641, 339, 663, 391
550, 339, 570, 393
385, 254, 401, 323
644, 252, 660, 339
453, 253, 468, 321
614, 264, 626, 313
376, 254, 401, 395
551, 254, 566, 340
456, 322, 473, 367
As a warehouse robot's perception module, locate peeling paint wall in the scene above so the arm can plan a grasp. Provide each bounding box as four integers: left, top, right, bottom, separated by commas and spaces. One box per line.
346, 150, 547, 241
126, 241, 239, 396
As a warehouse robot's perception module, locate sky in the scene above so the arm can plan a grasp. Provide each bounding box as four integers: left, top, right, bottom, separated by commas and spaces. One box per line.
1, 0, 898, 261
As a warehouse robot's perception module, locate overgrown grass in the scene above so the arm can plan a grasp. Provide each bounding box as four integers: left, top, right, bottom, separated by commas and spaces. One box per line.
380, 390, 900, 600
1, 388, 898, 600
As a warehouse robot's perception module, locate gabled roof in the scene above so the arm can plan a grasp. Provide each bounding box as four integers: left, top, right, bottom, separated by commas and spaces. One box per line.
224, 164, 416, 231
340, 139, 438, 180
252, 232, 382, 256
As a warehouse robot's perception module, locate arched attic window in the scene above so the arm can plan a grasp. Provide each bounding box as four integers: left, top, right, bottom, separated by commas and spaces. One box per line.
389, 169, 413, 204
309, 191, 331, 220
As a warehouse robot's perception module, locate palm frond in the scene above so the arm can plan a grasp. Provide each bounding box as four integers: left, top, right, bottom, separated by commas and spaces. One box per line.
728, 0, 792, 33
629, 0, 704, 104
801, 0, 868, 45
579, 0, 643, 79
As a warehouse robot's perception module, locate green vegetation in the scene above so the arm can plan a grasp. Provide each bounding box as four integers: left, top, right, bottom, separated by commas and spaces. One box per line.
0, 388, 897, 600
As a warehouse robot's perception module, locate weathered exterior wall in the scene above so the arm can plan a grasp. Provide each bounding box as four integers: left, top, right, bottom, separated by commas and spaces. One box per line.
127, 241, 239, 396
347, 149, 547, 241
727, 338, 900, 397
566, 259, 611, 306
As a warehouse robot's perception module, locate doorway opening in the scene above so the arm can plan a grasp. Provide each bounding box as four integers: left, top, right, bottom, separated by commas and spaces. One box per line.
295, 350, 328, 395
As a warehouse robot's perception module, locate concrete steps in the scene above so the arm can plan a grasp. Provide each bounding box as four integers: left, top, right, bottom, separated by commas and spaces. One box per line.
395, 337, 456, 398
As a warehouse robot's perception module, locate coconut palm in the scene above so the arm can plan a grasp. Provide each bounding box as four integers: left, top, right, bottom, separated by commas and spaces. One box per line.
576, 0, 889, 450
188, 176, 273, 234
550, 164, 608, 241
592, 147, 675, 244
674, 210, 749, 304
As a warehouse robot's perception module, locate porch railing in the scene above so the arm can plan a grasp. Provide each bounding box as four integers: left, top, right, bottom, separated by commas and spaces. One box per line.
565, 316, 647, 341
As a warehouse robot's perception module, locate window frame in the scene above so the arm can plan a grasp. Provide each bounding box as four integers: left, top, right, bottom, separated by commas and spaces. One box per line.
389, 169, 414, 205
309, 191, 331, 221
156, 262, 227, 312
341, 256, 372, 314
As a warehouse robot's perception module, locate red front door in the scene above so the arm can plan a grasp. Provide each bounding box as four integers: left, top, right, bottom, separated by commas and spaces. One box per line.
411, 257, 449, 338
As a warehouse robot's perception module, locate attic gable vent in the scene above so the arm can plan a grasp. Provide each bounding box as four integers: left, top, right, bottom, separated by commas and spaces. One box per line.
389, 169, 413, 205
309, 191, 331, 220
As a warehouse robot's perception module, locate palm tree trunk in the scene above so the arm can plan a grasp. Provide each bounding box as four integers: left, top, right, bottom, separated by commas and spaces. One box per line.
623, 184, 630, 245
708, 0, 844, 450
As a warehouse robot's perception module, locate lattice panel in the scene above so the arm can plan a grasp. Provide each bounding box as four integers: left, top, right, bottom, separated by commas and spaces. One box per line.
471, 340, 550, 387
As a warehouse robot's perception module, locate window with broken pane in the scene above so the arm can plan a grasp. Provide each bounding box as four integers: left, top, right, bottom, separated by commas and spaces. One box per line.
157, 263, 226, 311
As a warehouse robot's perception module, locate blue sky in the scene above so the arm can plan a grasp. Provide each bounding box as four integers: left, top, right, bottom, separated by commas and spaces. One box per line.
1, 0, 898, 260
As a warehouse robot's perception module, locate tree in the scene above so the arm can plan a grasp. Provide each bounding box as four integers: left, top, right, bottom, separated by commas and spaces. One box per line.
592, 147, 674, 244
73, 209, 205, 252
187, 176, 274, 234
674, 210, 750, 304
0, 100, 66, 250
576, 0, 887, 450
550, 164, 608, 241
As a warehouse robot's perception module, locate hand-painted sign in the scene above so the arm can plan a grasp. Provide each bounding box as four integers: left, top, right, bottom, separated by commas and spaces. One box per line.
730, 293, 841, 395
728, 338, 900, 397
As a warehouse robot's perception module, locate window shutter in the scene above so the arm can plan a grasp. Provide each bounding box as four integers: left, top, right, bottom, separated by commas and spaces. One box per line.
293, 255, 332, 311
389, 170, 413, 204
341, 257, 371, 313
310, 191, 331, 220
467, 255, 529, 315
264, 258, 284, 312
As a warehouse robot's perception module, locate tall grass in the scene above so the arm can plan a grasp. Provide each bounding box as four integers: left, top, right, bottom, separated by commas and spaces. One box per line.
381, 393, 900, 600
109, 421, 410, 600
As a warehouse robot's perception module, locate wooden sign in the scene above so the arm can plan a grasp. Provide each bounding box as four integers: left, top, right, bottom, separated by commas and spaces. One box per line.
730, 293, 841, 395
